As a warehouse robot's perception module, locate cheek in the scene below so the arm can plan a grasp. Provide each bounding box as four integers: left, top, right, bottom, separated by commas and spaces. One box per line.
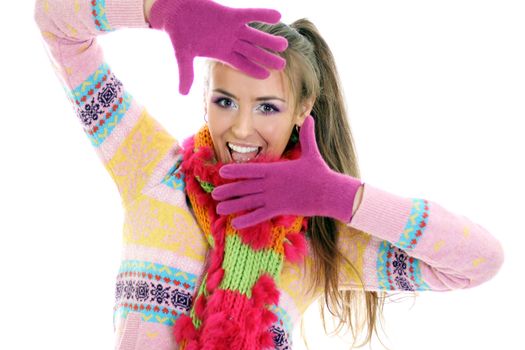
206, 120, 226, 150
208, 115, 229, 138
259, 124, 291, 151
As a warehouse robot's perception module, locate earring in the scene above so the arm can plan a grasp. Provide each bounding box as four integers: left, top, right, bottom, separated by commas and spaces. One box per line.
290, 124, 299, 143
204, 113, 208, 123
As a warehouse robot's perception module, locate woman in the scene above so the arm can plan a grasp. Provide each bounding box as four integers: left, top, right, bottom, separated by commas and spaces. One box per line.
34, 0, 504, 349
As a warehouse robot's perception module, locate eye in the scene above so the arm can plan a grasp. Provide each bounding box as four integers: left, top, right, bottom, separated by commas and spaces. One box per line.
258, 103, 280, 115
213, 97, 279, 115
213, 97, 236, 109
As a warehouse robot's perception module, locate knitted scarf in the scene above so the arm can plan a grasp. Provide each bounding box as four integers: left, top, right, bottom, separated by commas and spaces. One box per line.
173, 124, 309, 350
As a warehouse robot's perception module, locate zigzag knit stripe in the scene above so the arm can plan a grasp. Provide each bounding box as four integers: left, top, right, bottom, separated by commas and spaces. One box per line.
396, 198, 430, 250
91, 0, 114, 32
68, 62, 113, 107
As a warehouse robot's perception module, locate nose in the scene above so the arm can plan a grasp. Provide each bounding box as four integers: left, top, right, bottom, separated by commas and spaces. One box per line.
231, 109, 255, 140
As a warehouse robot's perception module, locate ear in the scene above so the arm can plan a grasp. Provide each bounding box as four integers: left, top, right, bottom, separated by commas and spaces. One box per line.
294, 97, 315, 127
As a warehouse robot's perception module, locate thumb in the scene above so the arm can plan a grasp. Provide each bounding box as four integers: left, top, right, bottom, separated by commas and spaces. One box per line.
176, 53, 195, 95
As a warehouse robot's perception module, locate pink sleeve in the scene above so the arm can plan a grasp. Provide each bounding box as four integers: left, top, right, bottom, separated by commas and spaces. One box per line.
34, 0, 182, 206
336, 182, 504, 291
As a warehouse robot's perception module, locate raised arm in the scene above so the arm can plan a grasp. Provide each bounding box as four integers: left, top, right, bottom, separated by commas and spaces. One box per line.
34, 0, 182, 206
337, 183, 505, 291
35, 0, 290, 206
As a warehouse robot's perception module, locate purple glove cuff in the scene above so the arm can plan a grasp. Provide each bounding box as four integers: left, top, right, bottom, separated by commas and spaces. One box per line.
322, 171, 363, 223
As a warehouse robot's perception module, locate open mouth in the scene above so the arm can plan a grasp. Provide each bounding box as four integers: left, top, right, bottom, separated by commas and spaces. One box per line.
227, 142, 262, 163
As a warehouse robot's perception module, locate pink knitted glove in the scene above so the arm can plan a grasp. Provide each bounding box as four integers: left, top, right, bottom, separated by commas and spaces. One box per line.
211, 115, 363, 229
148, 0, 289, 95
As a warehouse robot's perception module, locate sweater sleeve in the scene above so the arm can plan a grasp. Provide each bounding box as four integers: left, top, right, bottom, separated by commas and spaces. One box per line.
336, 182, 505, 292
34, 0, 182, 206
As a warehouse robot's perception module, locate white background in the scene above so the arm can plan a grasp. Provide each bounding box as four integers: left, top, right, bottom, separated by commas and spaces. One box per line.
1, 0, 524, 349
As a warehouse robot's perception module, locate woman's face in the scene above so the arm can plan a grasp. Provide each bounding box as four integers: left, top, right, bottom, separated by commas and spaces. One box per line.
204, 62, 312, 164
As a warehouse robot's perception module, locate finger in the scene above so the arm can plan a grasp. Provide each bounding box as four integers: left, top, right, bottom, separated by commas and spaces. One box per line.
237, 26, 289, 52
237, 8, 281, 25
176, 53, 194, 95
219, 163, 266, 179
211, 179, 265, 201
227, 52, 270, 80
216, 194, 265, 216
299, 115, 317, 156
232, 39, 286, 71
232, 207, 273, 230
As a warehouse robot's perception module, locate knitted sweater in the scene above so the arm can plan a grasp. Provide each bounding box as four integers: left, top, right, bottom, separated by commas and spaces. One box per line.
34, 1, 504, 349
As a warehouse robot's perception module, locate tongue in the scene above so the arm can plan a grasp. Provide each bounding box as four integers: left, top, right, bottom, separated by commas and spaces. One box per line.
231, 150, 258, 163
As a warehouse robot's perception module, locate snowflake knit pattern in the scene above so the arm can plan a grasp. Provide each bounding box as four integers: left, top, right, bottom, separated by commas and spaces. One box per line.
175, 123, 309, 350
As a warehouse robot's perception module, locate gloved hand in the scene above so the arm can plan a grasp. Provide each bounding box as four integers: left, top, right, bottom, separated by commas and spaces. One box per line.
211, 115, 363, 229
148, 0, 289, 95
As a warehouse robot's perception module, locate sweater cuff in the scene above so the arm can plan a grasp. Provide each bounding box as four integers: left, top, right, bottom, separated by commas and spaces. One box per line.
348, 183, 415, 244
106, 0, 149, 29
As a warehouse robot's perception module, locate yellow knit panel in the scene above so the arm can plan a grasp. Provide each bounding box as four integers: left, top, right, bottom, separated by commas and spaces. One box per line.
337, 223, 371, 290
106, 109, 176, 205
123, 195, 207, 262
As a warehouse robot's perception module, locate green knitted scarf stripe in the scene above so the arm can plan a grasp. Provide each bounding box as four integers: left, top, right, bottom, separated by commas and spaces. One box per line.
220, 234, 284, 297
188, 234, 284, 329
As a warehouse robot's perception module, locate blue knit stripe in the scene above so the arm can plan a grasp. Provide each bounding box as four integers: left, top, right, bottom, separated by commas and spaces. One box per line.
412, 258, 430, 290
118, 260, 198, 282
376, 240, 392, 290
91, 0, 114, 32
396, 198, 430, 250
68, 62, 112, 108
161, 158, 186, 191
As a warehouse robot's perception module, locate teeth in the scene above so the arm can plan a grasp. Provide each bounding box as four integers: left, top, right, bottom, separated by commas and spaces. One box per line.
228, 143, 259, 153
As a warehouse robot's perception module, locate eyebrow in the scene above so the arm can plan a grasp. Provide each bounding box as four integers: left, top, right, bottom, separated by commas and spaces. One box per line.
213, 88, 286, 102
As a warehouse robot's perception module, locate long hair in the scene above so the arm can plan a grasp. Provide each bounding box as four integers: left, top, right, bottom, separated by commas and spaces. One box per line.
205, 19, 402, 348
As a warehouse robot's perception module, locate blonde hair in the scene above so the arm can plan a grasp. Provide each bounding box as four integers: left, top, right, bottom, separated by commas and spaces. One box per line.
204, 19, 412, 349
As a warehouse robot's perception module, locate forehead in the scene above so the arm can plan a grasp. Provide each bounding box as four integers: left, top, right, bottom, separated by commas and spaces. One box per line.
209, 62, 289, 101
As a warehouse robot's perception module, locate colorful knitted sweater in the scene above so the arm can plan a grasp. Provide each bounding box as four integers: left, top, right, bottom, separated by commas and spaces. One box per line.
34, 1, 504, 349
